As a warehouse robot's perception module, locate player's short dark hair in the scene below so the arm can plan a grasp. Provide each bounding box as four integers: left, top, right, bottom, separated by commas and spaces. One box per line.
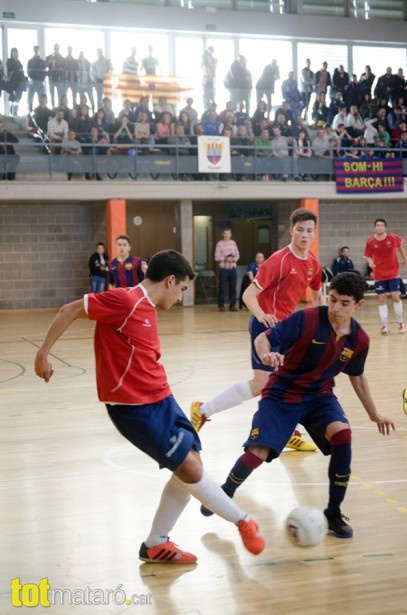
330, 272, 365, 302
115, 234, 131, 244
290, 208, 318, 227
146, 250, 195, 283
374, 218, 386, 227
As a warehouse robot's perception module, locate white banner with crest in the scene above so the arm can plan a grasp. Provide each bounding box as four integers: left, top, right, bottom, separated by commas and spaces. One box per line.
197, 136, 231, 173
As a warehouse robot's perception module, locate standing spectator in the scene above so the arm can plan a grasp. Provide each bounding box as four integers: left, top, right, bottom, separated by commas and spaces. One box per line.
0, 120, 19, 180
344, 74, 363, 109
214, 228, 240, 312
27, 45, 47, 112
224, 55, 252, 115
201, 46, 217, 111
108, 235, 147, 289
142, 46, 160, 76
88, 242, 109, 293
300, 58, 315, 119
91, 49, 113, 111
46, 44, 65, 108
315, 61, 332, 96
359, 65, 375, 97
332, 246, 357, 276
332, 65, 349, 100
122, 47, 139, 75
64, 46, 79, 107
6, 48, 27, 116
281, 71, 303, 120
364, 218, 407, 334
77, 51, 95, 115
374, 68, 396, 105
255, 59, 280, 118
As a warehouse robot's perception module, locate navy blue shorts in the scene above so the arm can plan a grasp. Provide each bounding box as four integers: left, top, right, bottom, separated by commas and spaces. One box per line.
243, 393, 349, 456
249, 315, 276, 372
374, 278, 400, 294
106, 395, 201, 471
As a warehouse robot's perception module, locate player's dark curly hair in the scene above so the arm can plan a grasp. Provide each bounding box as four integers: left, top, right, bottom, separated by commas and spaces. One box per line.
329, 272, 365, 302
146, 250, 195, 283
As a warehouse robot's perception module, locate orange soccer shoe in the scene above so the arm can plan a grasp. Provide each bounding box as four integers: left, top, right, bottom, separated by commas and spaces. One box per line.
139, 540, 197, 564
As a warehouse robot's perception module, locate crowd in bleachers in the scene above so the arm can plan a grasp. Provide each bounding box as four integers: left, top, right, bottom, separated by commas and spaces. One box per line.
1, 46, 407, 181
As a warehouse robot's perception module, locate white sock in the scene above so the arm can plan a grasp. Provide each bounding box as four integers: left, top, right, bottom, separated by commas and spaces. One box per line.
378, 304, 388, 326
201, 381, 253, 418
144, 475, 191, 548
393, 300, 404, 323
182, 470, 247, 524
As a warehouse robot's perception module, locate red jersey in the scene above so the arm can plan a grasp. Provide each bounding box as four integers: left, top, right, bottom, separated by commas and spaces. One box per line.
364, 233, 403, 281
85, 285, 171, 404
254, 245, 322, 321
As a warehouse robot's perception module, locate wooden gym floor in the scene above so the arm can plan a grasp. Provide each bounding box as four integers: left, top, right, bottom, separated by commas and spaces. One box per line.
1, 300, 406, 614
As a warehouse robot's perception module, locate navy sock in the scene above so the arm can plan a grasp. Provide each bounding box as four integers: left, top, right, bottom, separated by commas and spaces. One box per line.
326, 441, 352, 515
222, 452, 263, 497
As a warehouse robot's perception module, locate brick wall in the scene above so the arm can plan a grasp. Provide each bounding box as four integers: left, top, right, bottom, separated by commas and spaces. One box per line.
0, 202, 106, 309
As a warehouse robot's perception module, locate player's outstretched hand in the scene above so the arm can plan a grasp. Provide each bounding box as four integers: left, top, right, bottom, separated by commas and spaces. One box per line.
34, 352, 54, 383
374, 414, 395, 435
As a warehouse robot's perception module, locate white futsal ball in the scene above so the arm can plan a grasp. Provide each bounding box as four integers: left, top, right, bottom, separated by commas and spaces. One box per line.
285, 506, 328, 548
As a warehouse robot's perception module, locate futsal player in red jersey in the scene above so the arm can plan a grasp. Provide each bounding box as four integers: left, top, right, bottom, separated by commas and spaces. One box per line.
34, 250, 265, 564
363, 218, 407, 335
108, 234, 147, 288
200, 272, 395, 538
191, 208, 325, 451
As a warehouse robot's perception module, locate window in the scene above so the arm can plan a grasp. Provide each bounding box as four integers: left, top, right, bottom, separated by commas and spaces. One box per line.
350, 0, 404, 20
302, 0, 345, 16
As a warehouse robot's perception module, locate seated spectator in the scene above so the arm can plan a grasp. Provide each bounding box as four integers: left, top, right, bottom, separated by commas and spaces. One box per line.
271, 112, 292, 138
274, 100, 295, 126
374, 137, 391, 158
154, 111, 174, 148
374, 122, 391, 148
179, 97, 198, 132
356, 135, 368, 156
117, 99, 135, 123
270, 125, 292, 181
311, 127, 331, 158
312, 92, 329, 127
359, 92, 375, 120
324, 124, 340, 156
293, 127, 312, 180
91, 109, 110, 142
178, 110, 192, 136
31, 94, 54, 133
101, 97, 116, 131
291, 115, 310, 139
396, 129, 407, 160
134, 111, 153, 150
336, 123, 353, 155
254, 127, 272, 157
133, 96, 154, 124
71, 104, 92, 143
47, 108, 69, 154
231, 124, 253, 156
202, 109, 222, 135
327, 90, 344, 124
201, 102, 218, 123
251, 100, 268, 135
0, 120, 19, 180
217, 101, 235, 124
387, 105, 407, 131
244, 119, 255, 143
332, 104, 348, 131
61, 128, 82, 180
331, 246, 357, 276
107, 116, 134, 155
344, 74, 363, 109
345, 105, 365, 138
220, 110, 238, 137
364, 118, 378, 143
344, 146, 360, 159
391, 119, 407, 144
234, 101, 249, 126
167, 122, 191, 156
54, 94, 72, 125
153, 96, 175, 122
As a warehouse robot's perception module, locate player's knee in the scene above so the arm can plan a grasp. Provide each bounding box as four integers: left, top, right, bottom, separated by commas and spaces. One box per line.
243, 449, 264, 468
330, 428, 352, 446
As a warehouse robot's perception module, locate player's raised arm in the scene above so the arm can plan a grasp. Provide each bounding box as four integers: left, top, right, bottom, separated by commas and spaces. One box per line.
34, 299, 88, 382
348, 374, 395, 435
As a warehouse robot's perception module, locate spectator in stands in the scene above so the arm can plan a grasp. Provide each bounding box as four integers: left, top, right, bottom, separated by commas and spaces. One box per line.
235, 101, 249, 126
336, 123, 353, 155
391, 119, 407, 144
133, 96, 154, 124
300, 58, 315, 119
142, 46, 160, 76
64, 46, 79, 107
134, 111, 153, 150
344, 74, 363, 109
394, 68, 406, 102
202, 109, 222, 135
254, 127, 272, 162
220, 111, 238, 137
154, 111, 174, 147
168, 123, 192, 164
291, 115, 310, 139
364, 118, 378, 143
315, 61, 331, 96
270, 125, 292, 181
153, 96, 176, 122
6, 48, 27, 117
107, 116, 134, 155
101, 97, 116, 131
122, 47, 139, 75
27, 45, 47, 112
345, 105, 365, 138
374, 122, 391, 148
387, 105, 406, 132
180, 98, 198, 132
0, 120, 19, 180
244, 118, 255, 144
256, 59, 280, 117
327, 90, 344, 125
178, 110, 192, 136
332, 103, 348, 131
46, 44, 65, 109
324, 124, 341, 155
85, 125, 109, 179
251, 100, 268, 135
224, 55, 252, 114
312, 126, 331, 158
332, 65, 349, 100
312, 91, 329, 127
91, 108, 110, 142
359, 65, 375, 97
201, 46, 217, 110
274, 99, 295, 127
91, 49, 113, 110
117, 99, 135, 123
55, 94, 72, 125
62, 128, 82, 180
48, 108, 69, 154
231, 124, 253, 158
281, 71, 302, 119
293, 127, 312, 180
71, 104, 92, 143
77, 51, 95, 115
32, 94, 54, 133
271, 112, 292, 138
359, 92, 375, 120
374, 67, 396, 104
